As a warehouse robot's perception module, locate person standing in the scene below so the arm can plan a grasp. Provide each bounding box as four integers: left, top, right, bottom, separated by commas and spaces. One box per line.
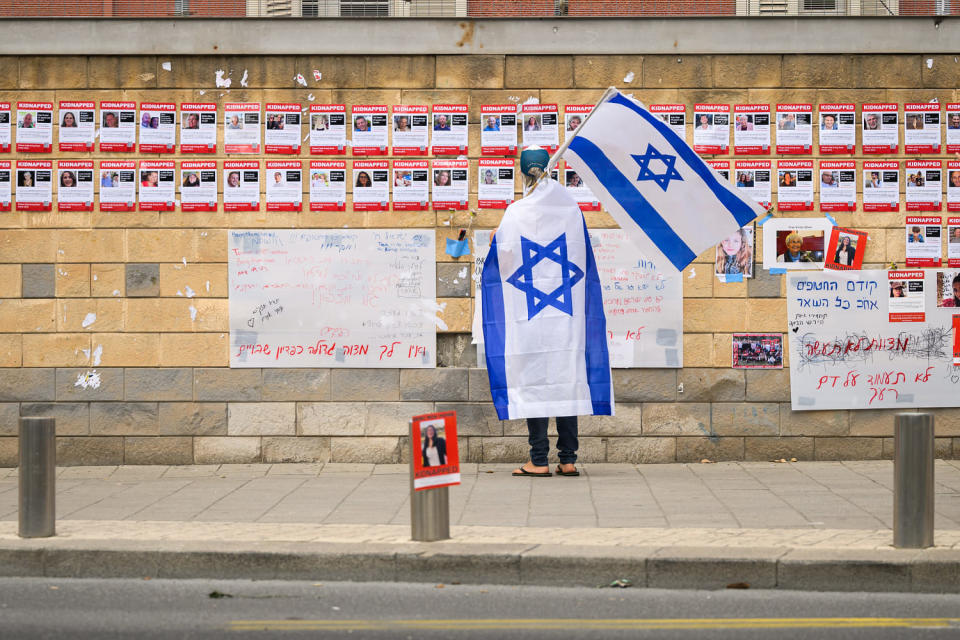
481, 146, 613, 478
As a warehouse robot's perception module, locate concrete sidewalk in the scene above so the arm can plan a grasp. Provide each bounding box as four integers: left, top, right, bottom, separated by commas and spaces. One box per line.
1, 461, 960, 592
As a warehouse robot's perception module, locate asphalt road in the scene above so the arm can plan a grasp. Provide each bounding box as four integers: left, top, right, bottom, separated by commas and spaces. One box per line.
2, 578, 960, 639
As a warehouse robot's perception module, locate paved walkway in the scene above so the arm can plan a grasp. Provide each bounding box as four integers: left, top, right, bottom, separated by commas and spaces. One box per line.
2, 461, 959, 532
2, 462, 960, 590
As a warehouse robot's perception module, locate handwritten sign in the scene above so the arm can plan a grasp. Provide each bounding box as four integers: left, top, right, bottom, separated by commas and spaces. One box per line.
788, 269, 960, 410
473, 229, 683, 368
229, 229, 436, 368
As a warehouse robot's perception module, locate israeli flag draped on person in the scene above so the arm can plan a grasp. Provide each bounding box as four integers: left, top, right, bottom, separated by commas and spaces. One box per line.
481, 167, 612, 421
563, 89, 766, 272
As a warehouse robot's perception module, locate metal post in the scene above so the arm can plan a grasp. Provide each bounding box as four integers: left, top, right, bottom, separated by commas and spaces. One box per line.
19, 417, 56, 538
894, 412, 934, 549
409, 421, 450, 542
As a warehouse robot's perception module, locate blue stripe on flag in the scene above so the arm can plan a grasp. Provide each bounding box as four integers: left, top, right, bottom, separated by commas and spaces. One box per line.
582, 220, 613, 415
480, 234, 511, 420
607, 92, 759, 228
568, 135, 696, 272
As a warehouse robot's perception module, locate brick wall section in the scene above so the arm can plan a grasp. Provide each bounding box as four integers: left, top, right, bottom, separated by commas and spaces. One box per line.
0, 53, 958, 465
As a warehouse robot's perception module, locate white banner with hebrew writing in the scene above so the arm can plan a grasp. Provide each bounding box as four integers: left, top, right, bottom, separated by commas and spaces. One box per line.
229, 229, 436, 368
788, 269, 960, 410
473, 229, 683, 368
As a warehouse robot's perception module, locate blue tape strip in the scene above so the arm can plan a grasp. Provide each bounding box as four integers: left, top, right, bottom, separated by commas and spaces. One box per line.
723, 273, 744, 283
757, 213, 774, 226
824, 213, 838, 226
446, 237, 470, 258
769, 267, 787, 275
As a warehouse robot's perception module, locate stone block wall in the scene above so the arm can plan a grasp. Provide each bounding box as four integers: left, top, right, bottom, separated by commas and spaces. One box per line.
1, 52, 959, 465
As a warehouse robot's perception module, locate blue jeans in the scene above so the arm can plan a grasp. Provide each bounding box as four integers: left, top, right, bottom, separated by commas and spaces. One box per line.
526, 416, 578, 467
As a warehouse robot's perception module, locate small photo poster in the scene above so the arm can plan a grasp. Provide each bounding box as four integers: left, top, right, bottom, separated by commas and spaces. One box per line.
776, 160, 814, 211
775, 103, 812, 154
180, 160, 218, 212
392, 159, 429, 211
649, 104, 685, 140
733, 104, 770, 155
430, 104, 468, 155
308, 104, 346, 155
824, 226, 867, 271
949, 162, 960, 212
564, 104, 593, 141
734, 160, 771, 209
179, 102, 217, 154
57, 101, 95, 152
411, 411, 460, 491
224, 103, 261, 154
351, 104, 388, 156
391, 104, 429, 156
138, 102, 176, 153
308, 160, 346, 212
432, 159, 469, 210
0, 161, 11, 211
98, 161, 136, 211
693, 103, 729, 154
761, 217, 831, 270
56, 160, 94, 212
903, 103, 941, 154
223, 160, 260, 211
863, 160, 900, 212
352, 159, 389, 211
99, 101, 136, 152
15, 160, 52, 211
707, 160, 730, 181
935, 269, 960, 308
946, 104, 960, 153
478, 158, 514, 209
715, 225, 754, 282
861, 103, 899, 154
732, 333, 783, 369
819, 160, 856, 212
264, 103, 302, 155
888, 270, 926, 323
16, 101, 53, 153
480, 104, 518, 156
521, 103, 559, 153
562, 161, 600, 211
955, 315, 960, 364
0, 103, 10, 152
137, 160, 175, 212
265, 160, 302, 211
905, 160, 942, 212
947, 216, 960, 267
905, 215, 942, 267
817, 103, 856, 154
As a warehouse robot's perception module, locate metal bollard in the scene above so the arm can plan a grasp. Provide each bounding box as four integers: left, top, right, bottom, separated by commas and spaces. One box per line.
894, 413, 934, 549
409, 425, 450, 542
19, 417, 56, 538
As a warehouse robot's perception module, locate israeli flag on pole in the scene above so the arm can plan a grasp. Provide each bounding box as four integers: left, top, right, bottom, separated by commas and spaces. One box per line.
563, 91, 765, 272
481, 179, 612, 421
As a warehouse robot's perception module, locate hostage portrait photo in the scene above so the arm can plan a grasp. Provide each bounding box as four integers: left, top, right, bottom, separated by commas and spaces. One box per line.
418, 419, 448, 468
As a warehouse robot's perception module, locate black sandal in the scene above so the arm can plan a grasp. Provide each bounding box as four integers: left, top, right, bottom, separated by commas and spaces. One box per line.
555, 465, 580, 477
512, 466, 552, 477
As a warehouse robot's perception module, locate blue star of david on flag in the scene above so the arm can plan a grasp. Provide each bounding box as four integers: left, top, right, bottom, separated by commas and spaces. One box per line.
506, 233, 584, 320
631, 143, 684, 192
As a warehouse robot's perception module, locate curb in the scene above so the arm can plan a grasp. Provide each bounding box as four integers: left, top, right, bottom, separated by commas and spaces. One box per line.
1, 540, 958, 592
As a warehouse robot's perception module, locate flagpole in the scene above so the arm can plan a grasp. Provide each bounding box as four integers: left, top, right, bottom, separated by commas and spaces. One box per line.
530, 86, 620, 192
